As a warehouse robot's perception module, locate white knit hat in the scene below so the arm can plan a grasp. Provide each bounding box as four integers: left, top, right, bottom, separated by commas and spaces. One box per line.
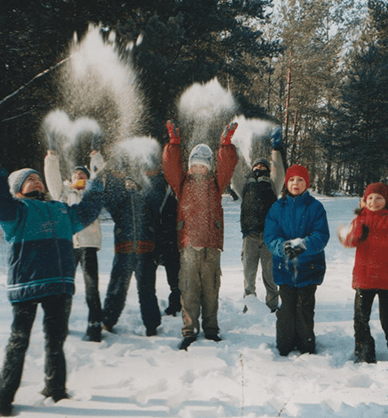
188, 144, 213, 171
8, 168, 42, 196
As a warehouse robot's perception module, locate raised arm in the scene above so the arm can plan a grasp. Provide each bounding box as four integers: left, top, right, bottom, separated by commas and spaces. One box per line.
44, 151, 63, 200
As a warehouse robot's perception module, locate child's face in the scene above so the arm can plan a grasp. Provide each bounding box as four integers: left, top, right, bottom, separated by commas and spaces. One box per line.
190, 164, 209, 176
19, 174, 45, 196
365, 193, 386, 212
287, 176, 307, 196
71, 170, 87, 189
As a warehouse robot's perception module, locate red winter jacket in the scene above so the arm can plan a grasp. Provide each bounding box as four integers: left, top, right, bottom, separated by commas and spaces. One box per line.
162, 142, 237, 251
343, 207, 388, 290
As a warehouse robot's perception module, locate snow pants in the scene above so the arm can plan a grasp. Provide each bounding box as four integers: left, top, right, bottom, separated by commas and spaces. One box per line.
242, 234, 279, 311
73, 247, 102, 329
179, 247, 221, 337
276, 284, 317, 356
354, 288, 388, 363
0, 294, 72, 404
102, 252, 161, 331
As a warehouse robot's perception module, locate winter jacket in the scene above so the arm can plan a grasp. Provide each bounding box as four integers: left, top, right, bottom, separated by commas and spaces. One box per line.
264, 191, 330, 288
44, 153, 102, 249
0, 167, 104, 304
162, 142, 238, 251
342, 207, 388, 290
104, 171, 165, 254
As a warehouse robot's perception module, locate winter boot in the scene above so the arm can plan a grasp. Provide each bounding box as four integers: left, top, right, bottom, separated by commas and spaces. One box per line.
179, 336, 197, 351
84, 323, 102, 342
205, 334, 222, 342
146, 328, 157, 337
41, 387, 70, 402
0, 402, 13, 417
354, 342, 376, 364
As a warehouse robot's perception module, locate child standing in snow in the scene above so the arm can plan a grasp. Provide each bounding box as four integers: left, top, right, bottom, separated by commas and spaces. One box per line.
0, 162, 104, 416
264, 165, 330, 356
338, 182, 388, 363
44, 150, 103, 342
162, 120, 238, 350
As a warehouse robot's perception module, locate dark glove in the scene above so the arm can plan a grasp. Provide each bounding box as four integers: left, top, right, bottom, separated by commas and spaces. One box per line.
284, 240, 306, 260
220, 122, 238, 145
270, 126, 282, 150
360, 224, 369, 242
166, 120, 180, 144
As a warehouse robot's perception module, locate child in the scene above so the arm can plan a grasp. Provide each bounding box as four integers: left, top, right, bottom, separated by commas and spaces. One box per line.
44, 151, 103, 342
162, 120, 238, 350
0, 163, 103, 416
338, 182, 388, 363
264, 164, 330, 356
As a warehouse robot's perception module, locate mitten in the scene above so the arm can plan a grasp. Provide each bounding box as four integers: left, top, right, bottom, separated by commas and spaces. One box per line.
90, 151, 106, 179
166, 120, 180, 144
270, 126, 282, 150
284, 238, 306, 260
359, 224, 369, 242
220, 122, 238, 145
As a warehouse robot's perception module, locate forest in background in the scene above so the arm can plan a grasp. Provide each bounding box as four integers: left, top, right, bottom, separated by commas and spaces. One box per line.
0, 0, 387, 195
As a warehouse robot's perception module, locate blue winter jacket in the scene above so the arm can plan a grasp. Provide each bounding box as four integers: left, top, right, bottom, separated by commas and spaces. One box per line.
264, 191, 330, 288
0, 167, 104, 303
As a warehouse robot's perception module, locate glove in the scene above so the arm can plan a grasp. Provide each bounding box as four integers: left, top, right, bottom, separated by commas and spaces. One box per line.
90, 151, 106, 179
284, 238, 306, 260
166, 120, 180, 144
359, 224, 369, 242
270, 126, 282, 150
220, 122, 238, 145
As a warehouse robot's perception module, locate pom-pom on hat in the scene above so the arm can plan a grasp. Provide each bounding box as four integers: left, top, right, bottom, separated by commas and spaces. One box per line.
189, 144, 213, 171
363, 182, 388, 203
73, 166, 90, 179
285, 164, 310, 189
8, 168, 42, 196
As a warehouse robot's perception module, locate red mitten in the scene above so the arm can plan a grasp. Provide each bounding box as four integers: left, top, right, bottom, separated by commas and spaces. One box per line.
166, 120, 180, 144
220, 122, 238, 145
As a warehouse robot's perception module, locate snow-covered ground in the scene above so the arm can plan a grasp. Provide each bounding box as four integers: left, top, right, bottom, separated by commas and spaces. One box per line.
0, 194, 388, 417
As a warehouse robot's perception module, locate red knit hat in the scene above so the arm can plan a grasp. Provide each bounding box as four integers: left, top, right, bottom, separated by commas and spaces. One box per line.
363, 182, 388, 203
285, 164, 310, 189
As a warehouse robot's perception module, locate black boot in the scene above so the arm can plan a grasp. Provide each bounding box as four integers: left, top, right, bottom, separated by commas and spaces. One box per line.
205, 334, 222, 342
0, 402, 13, 417
179, 336, 196, 351
84, 323, 102, 342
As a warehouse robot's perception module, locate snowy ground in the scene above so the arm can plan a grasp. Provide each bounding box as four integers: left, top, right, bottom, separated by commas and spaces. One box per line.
0, 194, 388, 417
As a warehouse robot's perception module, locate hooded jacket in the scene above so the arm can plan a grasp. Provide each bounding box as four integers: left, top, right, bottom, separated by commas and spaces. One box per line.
264, 191, 330, 288
44, 152, 102, 249
0, 167, 104, 303
342, 207, 388, 290
162, 142, 238, 251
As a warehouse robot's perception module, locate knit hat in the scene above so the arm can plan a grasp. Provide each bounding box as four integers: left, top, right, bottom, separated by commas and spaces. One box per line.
363, 182, 388, 203
252, 157, 270, 171
285, 164, 310, 189
188, 144, 213, 171
8, 168, 42, 196
73, 166, 90, 179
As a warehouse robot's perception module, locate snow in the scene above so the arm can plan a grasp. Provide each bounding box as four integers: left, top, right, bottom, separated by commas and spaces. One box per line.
1, 194, 388, 417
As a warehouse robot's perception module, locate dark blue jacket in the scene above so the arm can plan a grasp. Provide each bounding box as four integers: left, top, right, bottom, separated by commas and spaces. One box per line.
0, 167, 104, 303
264, 191, 330, 288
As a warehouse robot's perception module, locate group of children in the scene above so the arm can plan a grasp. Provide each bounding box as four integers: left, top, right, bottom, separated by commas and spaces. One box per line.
0, 120, 387, 415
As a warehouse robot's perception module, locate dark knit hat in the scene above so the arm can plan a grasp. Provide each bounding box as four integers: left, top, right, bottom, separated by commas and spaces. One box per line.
252, 158, 270, 171
285, 164, 310, 189
8, 168, 42, 196
73, 166, 90, 179
363, 182, 388, 203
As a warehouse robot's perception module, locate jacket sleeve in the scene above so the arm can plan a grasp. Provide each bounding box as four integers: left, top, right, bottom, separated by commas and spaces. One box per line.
340, 217, 363, 248
44, 153, 64, 201
162, 143, 185, 196
215, 143, 238, 193
67, 176, 105, 234
0, 167, 20, 224
302, 201, 330, 255
270, 150, 285, 196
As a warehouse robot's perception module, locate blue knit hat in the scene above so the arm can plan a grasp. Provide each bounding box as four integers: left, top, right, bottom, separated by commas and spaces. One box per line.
8, 168, 42, 196
189, 144, 213, 171
73, 166, 90, 179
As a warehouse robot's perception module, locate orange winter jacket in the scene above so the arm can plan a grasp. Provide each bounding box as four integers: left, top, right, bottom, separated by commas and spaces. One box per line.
343, 207, 388, 290
162, 142, 237, 251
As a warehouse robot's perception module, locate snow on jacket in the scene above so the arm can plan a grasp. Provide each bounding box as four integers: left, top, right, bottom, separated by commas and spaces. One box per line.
264, 191, 330, 288
44, 153, 102, 249
0, 167, 104, 304
162, 142, 238, 251
341, 207, 388, 290
103, 171, 165, 254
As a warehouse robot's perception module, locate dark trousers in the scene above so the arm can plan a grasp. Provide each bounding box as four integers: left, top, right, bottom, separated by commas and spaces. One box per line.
0, 295, 72, 404
103, 252, 161, 330
354, 288, 388, 362
159, 248, 181, 310
73, 248, 102, 327
276, 284, 317, 356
